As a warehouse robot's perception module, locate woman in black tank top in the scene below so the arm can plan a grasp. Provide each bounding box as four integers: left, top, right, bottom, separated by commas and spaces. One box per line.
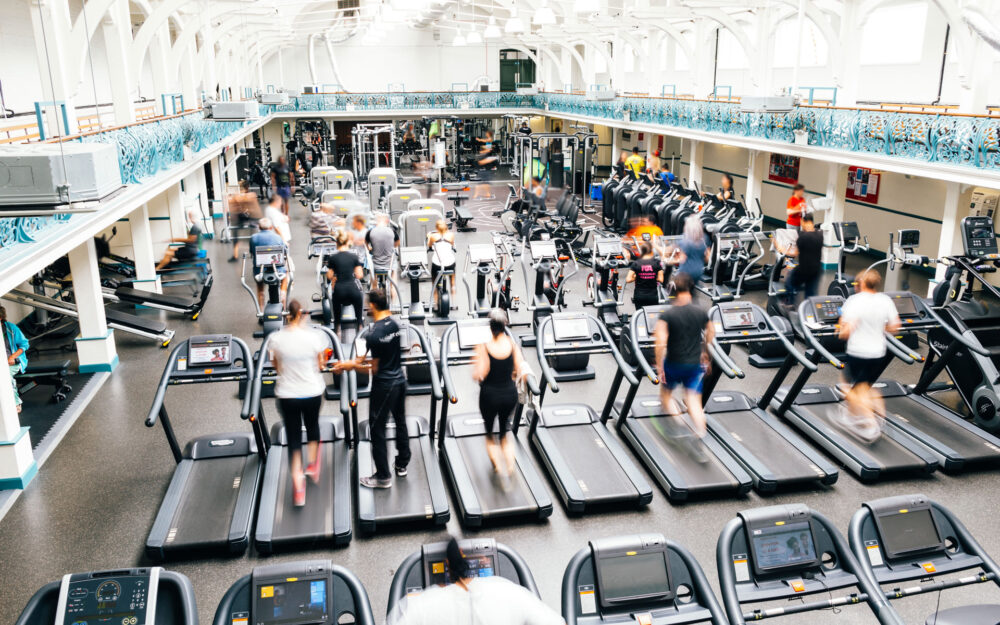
472, 309, 523, 476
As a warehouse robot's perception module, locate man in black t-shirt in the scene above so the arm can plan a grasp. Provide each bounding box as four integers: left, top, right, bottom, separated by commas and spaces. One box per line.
783, 213, 824, 306
269, 155, 294, 215
333, 288, 410, 488
653, 273, 713, 461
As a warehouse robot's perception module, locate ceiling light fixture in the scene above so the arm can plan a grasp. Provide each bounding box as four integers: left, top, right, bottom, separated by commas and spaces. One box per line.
533, 0, 556, 25
505, 7, 525, 33
452, 31, 467, 46
466, 27, 483, 44
484, 16, 501, 39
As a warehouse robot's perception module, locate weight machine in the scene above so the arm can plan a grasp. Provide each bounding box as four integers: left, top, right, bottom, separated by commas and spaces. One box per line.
351, 123, 396, 190
515, 133, 580, 192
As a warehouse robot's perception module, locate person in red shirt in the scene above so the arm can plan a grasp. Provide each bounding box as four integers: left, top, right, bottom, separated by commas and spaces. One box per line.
786, 184, 807, 229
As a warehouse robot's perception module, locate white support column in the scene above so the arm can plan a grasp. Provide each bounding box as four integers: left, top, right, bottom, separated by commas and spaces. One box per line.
69, 240, 119, 373
209, 155, 225, 218
166, 183, 187, 239
100, 0, 136, 124
0, 354, 37, 489
744, 150, 766, 216
935, 182, 964, 291
611, 129, 619, 165
688, 140, 704, 188
821, 162, 847, 266
129, 203, 161, 293
836, 1, 861, 107
29, 0, 79, 136
959, 38, 990, 114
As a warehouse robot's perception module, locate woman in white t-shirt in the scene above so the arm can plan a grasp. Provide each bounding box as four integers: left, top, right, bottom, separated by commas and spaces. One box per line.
268, 300, 328, 507
837, 269, 901, 443
388, 537, 564, 625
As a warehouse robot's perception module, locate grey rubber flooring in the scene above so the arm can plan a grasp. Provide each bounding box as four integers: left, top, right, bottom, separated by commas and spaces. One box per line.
2, 184, 997, 625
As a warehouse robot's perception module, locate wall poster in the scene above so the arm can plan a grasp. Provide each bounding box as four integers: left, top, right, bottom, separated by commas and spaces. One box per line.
846, 166, 880, 203
768, 154, 800, 185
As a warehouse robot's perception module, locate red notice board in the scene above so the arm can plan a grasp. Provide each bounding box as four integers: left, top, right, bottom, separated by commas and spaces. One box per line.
768, 154, 800, 185
846, 166, 880, 204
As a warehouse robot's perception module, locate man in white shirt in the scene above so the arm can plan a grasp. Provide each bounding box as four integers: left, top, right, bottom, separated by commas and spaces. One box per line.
389, 538, 564, 625
837, 269, 901, 443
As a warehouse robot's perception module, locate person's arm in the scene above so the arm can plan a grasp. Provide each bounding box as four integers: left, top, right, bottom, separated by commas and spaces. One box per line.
886, 301, 902, 334
290, 170, 295, 187
353, 265, 364, 280
626, 269, 636, 284
471, 343, 489, 383
653, 318, 668, 380
656, 269, 665, 284
316, 346, 327, 372
838, 302, 855, 340
511, 340, 525, 380
703, 319, 715, 368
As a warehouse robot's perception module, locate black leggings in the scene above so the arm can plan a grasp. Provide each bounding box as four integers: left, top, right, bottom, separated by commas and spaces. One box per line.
370, 378, 410, 479
277, 395, 322, 455
633, 291, 660, 310
333, 287, 363, 328
479, 384, 518, 440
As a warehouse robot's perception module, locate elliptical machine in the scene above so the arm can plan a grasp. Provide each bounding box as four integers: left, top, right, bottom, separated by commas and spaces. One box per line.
827, 221, 869, 298
240, 245, 290, 338
519, 237, 575, 345
463, 239, 518, 317
398, 246, 430, 323
584, 236, 627, 336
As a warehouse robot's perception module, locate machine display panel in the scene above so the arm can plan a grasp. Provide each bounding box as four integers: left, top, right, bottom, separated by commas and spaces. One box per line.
425, 555, 497, 586
595, 552, 672, 607
720, 305, 755, 330
874, 509, 944, 559
399, 247, 427, 266
749, 521, 819, 572
964, 217, 998, 255
253, 576, 329, 625
530, 240, 557, 260
458, 321, 493, 349
595, 239, 623, 257
553, 317, 591, 341
188, 335, 233, 366
837, 222, 860, 242
468, 244, 497, 264
898, 229, 920, 248
891, 295, 918, 318
255, 246, 286, 267
813, 300, 842, 323
58, 573, 152, 625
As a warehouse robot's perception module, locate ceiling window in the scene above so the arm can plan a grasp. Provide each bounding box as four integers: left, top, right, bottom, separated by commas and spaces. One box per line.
771, 18, 829, 67
860, 2, 929, 64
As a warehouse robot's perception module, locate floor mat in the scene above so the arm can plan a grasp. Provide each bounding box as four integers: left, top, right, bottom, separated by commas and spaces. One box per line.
19, 373, 94, 449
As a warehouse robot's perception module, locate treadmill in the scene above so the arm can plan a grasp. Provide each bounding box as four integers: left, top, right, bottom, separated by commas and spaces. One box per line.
145, 334, 264, 559
348, 323, 450, 533
563, 533, 727, 625
702, 301, 839, 492
108, 273, 213, 320
855, 291, 1000, 472
248, 325, 352, 554
532, 312, 654, 512
771, 295, 939, 481
438, 319, 553, 526
602, 305, 753, 501
387, 538, 539, 616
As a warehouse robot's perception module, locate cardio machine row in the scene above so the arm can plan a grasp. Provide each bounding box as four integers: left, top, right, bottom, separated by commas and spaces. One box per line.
18, 492, 1000, 625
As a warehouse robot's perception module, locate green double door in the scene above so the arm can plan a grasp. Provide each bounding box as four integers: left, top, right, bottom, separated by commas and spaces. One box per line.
500, 52, 536, 91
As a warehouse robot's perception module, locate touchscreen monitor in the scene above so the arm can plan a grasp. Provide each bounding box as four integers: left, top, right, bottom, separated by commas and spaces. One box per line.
891, 295, 918, 318
874, 508, 944, 559
595, 239, 623, 256
399, 247, 427, 266
596, 552, 672, 607
553, 317, 590, 341
189, 335, 232, 366
255, 246, 286, 267
458, 321, 493, 349
749, 521, 819, 572
530, 240, 557, 260
720, 305, 755, 330
468, 244, 497, 264
253, 577, 329, 625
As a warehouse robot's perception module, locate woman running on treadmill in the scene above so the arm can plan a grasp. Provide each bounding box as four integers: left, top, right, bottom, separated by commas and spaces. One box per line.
669, 215, 709, 294
472, 309, 525, 476
326, 230, 364, 334
836, 269, 901, 443
626, 242, 666, 310
389, 536, 564, 625
427, 219, 457, 303
269, 299, 327, 507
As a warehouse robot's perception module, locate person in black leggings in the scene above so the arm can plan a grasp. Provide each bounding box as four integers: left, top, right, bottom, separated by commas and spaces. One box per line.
326, 230, 364, 334
269, 300, 328, 507
472, 309, 524, 475
626, 242, 665, 310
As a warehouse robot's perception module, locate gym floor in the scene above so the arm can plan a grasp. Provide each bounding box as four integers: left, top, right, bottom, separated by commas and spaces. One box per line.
1, 182, 994, 625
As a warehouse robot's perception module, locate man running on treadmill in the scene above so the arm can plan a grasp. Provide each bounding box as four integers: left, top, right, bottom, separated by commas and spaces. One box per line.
333, 288, 409, 488
836, 269, 900, 443
653, 273, 713, 462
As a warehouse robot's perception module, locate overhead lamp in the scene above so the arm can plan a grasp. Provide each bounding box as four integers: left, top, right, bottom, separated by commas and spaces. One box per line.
574, 0, 600, 13
452, 31, 467, 46
466, 28, 483, 44
505, 8, 526, 33
484, 16, 501, 39
533, 1, 556, 25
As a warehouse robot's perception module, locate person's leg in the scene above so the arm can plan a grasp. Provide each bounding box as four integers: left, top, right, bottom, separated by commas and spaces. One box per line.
256, 282, 266, 311
391, 380, 411, 472
365, 382, 393, 484
351, 289, 364, 328
155, 248, 175, 271
280, 276, 289, 308
303, 395, 322, 481
497, 393, 518, 475
278, 398, 307, 504
9, 365, 22, 413
804, 275, 819, 299
684, 365, 707, 438
480, 391, 503, 472
332, 290, 344, 333
784, 267, 800, 306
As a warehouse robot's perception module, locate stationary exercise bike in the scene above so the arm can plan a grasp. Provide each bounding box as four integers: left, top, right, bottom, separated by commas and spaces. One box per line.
306, 236, 338, 327
240, 245, 290, 339
429, 240, 457, 325
584, 236, 628, 336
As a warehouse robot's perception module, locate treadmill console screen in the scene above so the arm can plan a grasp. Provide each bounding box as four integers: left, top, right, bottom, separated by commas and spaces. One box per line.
898, 229, 920, 249
553, 317, 591, 341
310, 243, 337, 258
720, 305, 755, 331
749, 521, 819, 573
874, 508, 944, 559
837, 222, 860, 242
962, 216, 998, 258
891, 295, 918, 318
468, 244, 497, 265
595, 239, 623, 257
458, 321, 493, 349
255, 245, 286, 268
595, 552, 672, 608
188, 335, 233, 366
423, 540, 498, 587
56, 569, 156, 625
813, 299, 843, 323
399, 246, 427, 267
530, 240, 557, 260
253, 576, 330, 625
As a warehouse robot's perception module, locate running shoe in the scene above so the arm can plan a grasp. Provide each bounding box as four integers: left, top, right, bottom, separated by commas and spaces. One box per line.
360, 476, 392, 489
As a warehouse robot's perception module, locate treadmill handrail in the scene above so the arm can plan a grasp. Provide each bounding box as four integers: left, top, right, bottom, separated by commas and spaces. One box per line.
629, 311, 660, 385
884, 332, 920, 364
707, 341, 744, 379
796, 299, 844, 369
247, 328, 348, 419
536, 314, 638, 393
145, 342, 186, 427
758, 303, 818, 372
923, 303, 992, 357
440, 323, 460, 403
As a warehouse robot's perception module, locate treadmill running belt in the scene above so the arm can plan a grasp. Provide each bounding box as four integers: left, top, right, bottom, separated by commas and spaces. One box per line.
710, 411, 822, 480
804, 405, 925, 469
549, 425, 636, 499
456, 436, 533, 516
884, 396, 1000, 462
371, 448, 432, 522
169, 456, 246, 547
271, 443, 337, 541
636, 416, 738, 489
